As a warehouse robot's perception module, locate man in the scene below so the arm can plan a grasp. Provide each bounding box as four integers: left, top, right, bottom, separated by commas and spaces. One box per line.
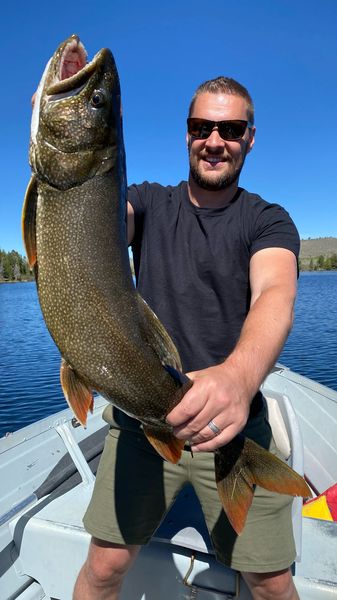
74, 77, 300, 600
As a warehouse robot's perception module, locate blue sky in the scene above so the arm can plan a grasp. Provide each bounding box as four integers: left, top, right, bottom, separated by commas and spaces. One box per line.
1, 0, 336, 254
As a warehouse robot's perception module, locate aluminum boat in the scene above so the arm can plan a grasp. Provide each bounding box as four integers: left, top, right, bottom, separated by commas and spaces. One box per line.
1, 364, 337, 599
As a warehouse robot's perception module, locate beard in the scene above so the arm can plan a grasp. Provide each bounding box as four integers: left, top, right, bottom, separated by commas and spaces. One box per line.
188, 145, 248, 191
189, 162, 244, 191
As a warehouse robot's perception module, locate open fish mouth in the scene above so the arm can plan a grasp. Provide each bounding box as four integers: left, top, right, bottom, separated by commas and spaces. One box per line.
31, 35, 109, 143
46, 35, 106, 97
58, 36, 88, 80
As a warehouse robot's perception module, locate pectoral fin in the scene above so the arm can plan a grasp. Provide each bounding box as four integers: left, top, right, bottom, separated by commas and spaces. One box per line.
215, 436, 312, 535
143, 425, 185, 464
22, 176, 38, 268
136, 294, 182, 371
60, 358, 94, 426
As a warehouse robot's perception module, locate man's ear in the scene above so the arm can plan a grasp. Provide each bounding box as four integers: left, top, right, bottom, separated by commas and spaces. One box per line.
246, 126, 256, 154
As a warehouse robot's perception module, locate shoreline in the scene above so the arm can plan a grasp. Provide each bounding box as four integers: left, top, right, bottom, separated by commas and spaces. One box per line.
0, 279, 34, 284
2, 269, 337, 284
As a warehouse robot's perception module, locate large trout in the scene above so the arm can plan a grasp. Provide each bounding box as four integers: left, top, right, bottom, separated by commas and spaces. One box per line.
23, 35, 311, 534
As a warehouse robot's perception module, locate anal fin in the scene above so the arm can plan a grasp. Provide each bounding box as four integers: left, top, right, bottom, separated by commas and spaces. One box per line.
143, 425, 185, 464
60, 358, 93, 426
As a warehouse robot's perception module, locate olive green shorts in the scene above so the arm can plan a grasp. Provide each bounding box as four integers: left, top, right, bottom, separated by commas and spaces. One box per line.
83, 413, 296, 573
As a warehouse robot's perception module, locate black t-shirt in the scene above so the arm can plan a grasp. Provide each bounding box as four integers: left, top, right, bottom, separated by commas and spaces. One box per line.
129, 181, 300, 375
109, 180, 299, 431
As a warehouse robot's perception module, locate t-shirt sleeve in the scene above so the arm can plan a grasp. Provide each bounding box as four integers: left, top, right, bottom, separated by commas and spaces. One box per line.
128, 182, 152, 216
250, 203, 300, 258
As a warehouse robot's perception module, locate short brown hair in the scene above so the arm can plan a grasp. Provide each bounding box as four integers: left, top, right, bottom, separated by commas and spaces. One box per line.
188, 76, 254, 124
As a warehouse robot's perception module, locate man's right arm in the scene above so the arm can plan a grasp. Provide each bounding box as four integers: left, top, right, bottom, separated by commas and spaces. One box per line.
127, 201, 135, 245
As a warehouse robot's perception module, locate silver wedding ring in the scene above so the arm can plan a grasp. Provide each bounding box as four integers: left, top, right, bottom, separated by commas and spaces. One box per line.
207, 420, 221, 435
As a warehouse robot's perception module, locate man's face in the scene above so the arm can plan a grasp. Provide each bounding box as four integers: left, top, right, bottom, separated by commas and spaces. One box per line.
187, 92, 255, 191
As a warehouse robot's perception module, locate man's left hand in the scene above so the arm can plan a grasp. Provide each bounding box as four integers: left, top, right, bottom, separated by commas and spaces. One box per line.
166, 363, 251, 452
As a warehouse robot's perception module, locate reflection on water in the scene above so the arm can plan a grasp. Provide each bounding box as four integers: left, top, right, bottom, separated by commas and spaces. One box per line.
1, 272, 337, 437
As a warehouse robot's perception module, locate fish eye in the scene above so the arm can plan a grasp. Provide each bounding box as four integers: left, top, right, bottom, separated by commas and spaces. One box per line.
91, 90, 106, 108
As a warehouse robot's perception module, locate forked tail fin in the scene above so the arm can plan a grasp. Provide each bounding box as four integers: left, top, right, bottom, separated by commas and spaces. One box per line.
215, 436, 312, 535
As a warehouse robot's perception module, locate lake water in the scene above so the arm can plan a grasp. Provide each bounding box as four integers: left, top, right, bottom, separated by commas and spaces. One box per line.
1, 272, 337, 438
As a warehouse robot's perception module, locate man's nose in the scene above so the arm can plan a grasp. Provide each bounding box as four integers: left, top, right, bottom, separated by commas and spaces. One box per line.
205, 128, 225, 149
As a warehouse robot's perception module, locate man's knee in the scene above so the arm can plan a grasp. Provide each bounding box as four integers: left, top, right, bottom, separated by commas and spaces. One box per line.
86, 537, 140, 587
241, 568, 298, 600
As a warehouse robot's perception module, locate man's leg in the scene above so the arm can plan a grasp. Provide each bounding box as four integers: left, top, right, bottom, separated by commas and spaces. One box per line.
241, 568, 300, 600
73, 538, 140, 600
191, 418, 299, 597
76, 427, 189, 599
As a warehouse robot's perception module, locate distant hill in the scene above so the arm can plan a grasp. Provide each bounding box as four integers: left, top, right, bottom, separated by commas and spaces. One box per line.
299, 237, 337, 270
300, 237, 337, 258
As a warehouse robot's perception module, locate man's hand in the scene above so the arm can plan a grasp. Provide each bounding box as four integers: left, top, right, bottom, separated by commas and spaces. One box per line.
166, 362, 251, 452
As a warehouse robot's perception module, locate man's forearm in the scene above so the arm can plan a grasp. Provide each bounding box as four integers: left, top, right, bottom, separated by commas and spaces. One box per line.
223, 285, 295, 403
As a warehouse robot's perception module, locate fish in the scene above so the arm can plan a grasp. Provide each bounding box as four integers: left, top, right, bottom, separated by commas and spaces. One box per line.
22, 35, 311, 534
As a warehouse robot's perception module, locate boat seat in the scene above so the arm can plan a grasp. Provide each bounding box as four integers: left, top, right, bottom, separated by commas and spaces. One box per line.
264, 390, 306, 562
265, 395, 291, 459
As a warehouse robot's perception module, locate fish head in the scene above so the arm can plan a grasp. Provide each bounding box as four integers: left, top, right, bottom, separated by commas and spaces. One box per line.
30, 35, 125, 189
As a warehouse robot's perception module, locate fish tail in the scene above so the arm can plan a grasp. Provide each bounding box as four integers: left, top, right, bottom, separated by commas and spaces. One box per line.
143, 426, 185, 464
214, 436, 312, 535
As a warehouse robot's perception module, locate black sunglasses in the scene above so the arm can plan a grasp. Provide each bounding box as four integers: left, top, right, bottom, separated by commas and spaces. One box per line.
187, 118, 253, 141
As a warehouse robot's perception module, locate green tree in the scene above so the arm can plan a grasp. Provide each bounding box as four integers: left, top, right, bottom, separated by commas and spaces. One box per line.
330, 253, 337, 270
317, 255, 325, 270
0, 249, 33, 281
325, 257, 332, 271
2, 255, 11, 279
